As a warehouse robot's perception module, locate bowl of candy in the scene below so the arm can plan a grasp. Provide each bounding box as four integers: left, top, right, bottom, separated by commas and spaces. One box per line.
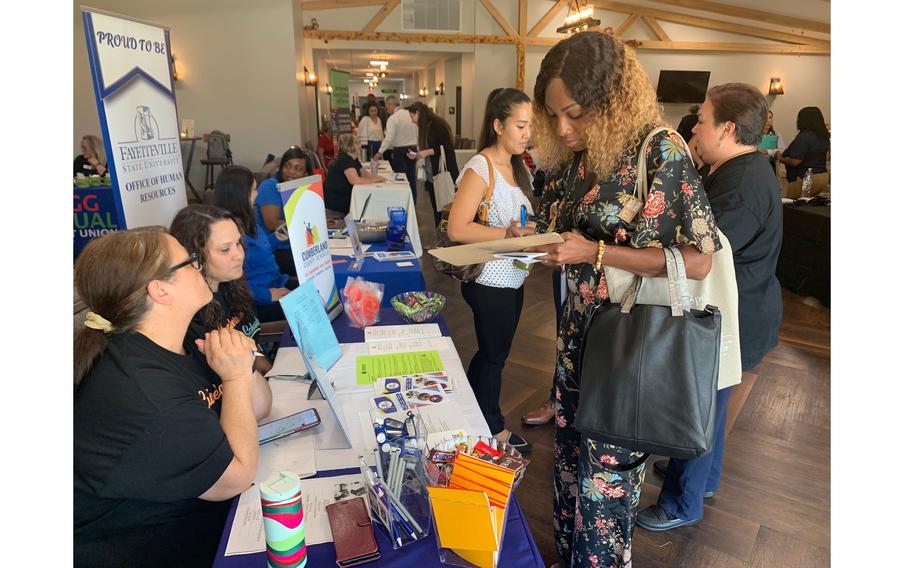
391, 291, 446, 323
356, 220, 388, 243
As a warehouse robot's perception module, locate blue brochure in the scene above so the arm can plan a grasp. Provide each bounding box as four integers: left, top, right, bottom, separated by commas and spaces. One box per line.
279, 280, 342, 370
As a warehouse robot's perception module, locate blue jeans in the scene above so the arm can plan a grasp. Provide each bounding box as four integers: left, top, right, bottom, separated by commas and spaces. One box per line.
657, 386, 733, 521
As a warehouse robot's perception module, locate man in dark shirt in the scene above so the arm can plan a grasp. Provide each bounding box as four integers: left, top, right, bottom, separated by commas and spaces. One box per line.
676, 105, 700, 142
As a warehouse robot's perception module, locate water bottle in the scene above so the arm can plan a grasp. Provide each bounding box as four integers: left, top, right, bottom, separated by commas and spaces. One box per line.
800, 168, 813, 199
370, 157, 379, 177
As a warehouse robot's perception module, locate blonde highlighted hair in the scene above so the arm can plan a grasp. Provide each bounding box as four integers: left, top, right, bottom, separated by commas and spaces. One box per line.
532, 32, 664, 178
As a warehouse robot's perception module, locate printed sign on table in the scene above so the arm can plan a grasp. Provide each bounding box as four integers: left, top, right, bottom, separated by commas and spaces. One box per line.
81, 8, 187, 230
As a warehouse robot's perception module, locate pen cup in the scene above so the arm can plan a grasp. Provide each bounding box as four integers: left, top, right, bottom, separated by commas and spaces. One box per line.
260, 471, 307, 568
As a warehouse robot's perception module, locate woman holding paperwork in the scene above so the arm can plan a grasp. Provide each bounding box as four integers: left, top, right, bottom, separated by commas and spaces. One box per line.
407, 101, 458, 226
447, 87, 536, 455
254, 146, 312, 276
74, 228, 272, 567
170, 203, 272, 374
216, 166, 296, 323
324, 133, 387, 218
528, 32, 720, 568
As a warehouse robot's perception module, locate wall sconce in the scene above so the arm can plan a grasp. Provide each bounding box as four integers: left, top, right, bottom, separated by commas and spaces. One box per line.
419, 86, 427, 97
435, 82, 445, 96
326, 84, 333, 94
170, 55, 179, 81
768, 77, 784, 95
304, 67, 318, 86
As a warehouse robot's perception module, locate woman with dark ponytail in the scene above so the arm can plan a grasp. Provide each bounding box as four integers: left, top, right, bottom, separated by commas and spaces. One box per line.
406, 101, 458, 226
74, 228, 272, 566
446, 87, 536, 454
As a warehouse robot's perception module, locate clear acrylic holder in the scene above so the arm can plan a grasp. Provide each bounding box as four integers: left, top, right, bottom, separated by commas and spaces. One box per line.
359, 411, 431, 549
428, 488, 512, 568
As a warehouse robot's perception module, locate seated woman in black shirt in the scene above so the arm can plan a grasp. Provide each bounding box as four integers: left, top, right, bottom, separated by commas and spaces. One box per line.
74, 134, 108, 177
74, 228, 272, 567
776, 106, 830, 182
323, 132, 387, 218
170, 204, 272, 374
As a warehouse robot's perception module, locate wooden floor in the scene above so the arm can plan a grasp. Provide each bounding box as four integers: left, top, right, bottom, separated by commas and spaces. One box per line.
411, 184, 830, 567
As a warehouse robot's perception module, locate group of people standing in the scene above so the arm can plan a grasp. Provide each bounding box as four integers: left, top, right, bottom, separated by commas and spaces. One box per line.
73, 30, 796, 568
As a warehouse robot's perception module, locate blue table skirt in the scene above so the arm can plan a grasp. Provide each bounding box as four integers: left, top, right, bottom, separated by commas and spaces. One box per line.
213, 469, 544, 568
216, 312, 544, 568
333, 241, 426, 308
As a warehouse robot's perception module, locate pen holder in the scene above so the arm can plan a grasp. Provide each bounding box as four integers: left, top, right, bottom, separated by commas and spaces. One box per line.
360, 412, 431, 550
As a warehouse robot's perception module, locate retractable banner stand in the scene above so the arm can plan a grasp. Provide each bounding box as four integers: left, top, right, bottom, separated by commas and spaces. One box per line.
81, 8, 187, 230
279, 175, 342, 318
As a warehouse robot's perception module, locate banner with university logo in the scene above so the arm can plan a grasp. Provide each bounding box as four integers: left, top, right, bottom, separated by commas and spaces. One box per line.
279, 175, 341, 317
81, 8, 187, 229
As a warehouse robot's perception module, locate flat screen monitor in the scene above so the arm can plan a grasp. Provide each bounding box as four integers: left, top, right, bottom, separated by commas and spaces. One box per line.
656, 70, 711, 103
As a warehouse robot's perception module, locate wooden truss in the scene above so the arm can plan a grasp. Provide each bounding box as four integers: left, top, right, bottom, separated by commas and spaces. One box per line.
301, 0, 830, 88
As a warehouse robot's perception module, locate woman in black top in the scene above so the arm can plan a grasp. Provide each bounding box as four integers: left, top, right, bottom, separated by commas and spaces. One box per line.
638, 82, 783, 533
323, 133, 387, 218
170, 204, 272, 374
407, 101, 458, 226
776, 106, 830, 182
74, 134, 107, 177
74, 228, 272, 567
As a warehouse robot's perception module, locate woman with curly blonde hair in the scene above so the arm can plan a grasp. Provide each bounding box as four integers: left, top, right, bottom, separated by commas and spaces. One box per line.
527, 31, 722, 568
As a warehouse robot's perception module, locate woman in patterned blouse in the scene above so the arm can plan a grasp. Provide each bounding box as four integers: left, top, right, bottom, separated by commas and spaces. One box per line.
527, 32, 722, 568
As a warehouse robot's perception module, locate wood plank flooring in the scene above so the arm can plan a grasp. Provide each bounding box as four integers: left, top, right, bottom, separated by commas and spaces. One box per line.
411, 185, 830, 567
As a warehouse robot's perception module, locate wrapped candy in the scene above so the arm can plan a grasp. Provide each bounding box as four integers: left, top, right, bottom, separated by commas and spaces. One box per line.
342, 277, 384, 328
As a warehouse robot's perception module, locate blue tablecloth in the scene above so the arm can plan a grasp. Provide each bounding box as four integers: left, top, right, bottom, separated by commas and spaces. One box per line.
216, 312, 544, 568
334, 241, 426, 308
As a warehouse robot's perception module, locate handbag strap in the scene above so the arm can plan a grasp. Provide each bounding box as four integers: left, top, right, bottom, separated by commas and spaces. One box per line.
620, 247, 688, 316
438, 145, 448, 174
479, 153, 496, 204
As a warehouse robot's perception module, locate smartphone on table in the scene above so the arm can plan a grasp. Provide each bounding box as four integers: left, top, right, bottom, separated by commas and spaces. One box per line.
257, 408, 321, 445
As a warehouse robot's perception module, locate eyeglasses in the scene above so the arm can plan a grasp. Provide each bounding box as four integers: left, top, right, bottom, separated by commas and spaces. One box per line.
167, 252, 202, 273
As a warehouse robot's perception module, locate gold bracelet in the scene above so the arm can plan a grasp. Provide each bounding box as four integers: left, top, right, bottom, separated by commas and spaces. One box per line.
594, 240, 606, 271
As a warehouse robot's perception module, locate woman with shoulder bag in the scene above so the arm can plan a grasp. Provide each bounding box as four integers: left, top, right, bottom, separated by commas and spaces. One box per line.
637, 83, 783, 532
447, 88, 536, 454
406, 101, 458, 226
527, 32, 722, 568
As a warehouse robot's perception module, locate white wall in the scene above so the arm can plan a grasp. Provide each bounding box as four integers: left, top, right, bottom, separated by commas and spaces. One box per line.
74, 0, 305, 194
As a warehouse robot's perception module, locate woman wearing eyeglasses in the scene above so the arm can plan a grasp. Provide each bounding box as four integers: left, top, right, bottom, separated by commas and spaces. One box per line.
254, 146, 312, 276
215, 166, 297, 323
74, 228, 272, 567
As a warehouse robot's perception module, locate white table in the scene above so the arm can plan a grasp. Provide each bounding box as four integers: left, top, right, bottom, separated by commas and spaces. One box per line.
350, 181, 423, 258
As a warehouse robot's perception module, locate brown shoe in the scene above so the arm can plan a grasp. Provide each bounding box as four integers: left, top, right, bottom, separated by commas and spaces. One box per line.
521, 400, 556, 425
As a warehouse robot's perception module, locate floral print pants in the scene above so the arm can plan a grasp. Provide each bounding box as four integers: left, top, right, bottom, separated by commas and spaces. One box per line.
553, 291, 647, 568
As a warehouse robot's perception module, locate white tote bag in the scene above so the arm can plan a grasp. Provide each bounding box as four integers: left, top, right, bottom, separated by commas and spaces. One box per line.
431, 145, 456, 212
605, 127, 742, 390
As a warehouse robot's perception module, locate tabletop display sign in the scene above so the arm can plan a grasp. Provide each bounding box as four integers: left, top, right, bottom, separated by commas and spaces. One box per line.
279, 175, 342, 318
73, 184, 122, 258
81, 8, 188, 231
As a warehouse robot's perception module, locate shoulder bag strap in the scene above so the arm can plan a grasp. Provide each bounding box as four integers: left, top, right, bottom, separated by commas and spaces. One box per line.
635, 126, 672, 203
480, 153, 496, 203
438, 145, 448, 174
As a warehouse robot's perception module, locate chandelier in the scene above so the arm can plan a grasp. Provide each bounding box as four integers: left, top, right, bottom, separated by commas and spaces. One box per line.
557, 1, 600, 34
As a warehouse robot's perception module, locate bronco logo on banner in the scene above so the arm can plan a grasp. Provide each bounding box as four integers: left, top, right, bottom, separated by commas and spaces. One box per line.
279, 175, 341, 317
81, 8, 187, 229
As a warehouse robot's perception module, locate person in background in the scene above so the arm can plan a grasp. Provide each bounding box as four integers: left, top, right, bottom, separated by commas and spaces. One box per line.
776, 106, 830, 182
407, 101, 458, 226
74, 134, 107, 177
216, 166, 296, 323
317, 122, 336, 169
74, 228, 272, 567
676, 104, 700, 142
358, 102, 385, 161
324, 133, 387, 219
170, 204, 272, 374
254, 146, 311, 276
375, 95, 419, 203
759, 109, 787, 166
360, 93, 378, 119
637, 83, 783, 532
447, 88, 537, 455
528, 31, 720, 568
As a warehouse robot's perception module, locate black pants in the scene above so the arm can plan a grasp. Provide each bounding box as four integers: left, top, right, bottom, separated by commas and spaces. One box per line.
255, 277, 299, 323
461, 281, 524, 435
425, 180, 442, 227
391, 146, 417, 204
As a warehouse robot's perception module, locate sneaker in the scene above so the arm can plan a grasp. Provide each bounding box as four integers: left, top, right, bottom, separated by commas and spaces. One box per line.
521, 400, 557, 425
652, 460, 715, 499
636, 504, 701, 532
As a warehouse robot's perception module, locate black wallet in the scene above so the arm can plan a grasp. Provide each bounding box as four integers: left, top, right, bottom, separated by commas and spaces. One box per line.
325, 498, 381, 567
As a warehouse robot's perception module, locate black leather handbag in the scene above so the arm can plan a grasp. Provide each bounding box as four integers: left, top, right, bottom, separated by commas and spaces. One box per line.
575, 247, 721, 460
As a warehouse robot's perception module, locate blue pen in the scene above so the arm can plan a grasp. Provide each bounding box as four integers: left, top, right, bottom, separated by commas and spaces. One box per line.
520, 205, 527, 227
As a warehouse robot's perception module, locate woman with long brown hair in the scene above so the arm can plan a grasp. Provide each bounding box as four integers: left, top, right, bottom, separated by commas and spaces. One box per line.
74, 228, 271, 566
406, 101, 458, 226
529, 31, 721, 567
